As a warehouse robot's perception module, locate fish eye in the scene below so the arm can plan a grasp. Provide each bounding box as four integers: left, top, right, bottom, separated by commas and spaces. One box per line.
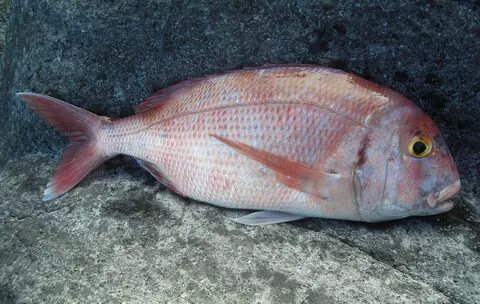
408, 136, 432, 158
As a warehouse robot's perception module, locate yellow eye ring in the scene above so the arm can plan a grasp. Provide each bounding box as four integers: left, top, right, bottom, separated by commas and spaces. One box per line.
408, 136, 432, 158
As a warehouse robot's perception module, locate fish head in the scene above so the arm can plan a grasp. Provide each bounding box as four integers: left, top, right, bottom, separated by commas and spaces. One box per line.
356, 102, 460, 222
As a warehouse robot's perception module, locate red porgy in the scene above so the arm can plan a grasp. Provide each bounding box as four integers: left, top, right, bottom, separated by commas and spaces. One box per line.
18, 65, 460, 224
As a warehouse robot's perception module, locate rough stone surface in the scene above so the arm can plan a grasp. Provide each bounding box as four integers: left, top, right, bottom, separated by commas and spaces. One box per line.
0, 1, 479, 303
0, 0, 10, 57
1, 155, 479, 303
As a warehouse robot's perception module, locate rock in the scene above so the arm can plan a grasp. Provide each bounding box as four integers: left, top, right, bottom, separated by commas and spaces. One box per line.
0, 1, 479, 303
1, 155, 479, 303
0, 0, 11, 57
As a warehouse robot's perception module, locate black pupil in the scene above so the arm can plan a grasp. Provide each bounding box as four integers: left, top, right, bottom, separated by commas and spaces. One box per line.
413, 141, 427, 155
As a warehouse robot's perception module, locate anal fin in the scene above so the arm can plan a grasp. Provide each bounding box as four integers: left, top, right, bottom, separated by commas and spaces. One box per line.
232, 211, 307, 225
136, 159, 181, 194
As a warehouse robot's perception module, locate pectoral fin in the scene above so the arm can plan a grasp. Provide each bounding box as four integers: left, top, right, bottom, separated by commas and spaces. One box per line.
210, 134, 339, 197
232, 211, 307, 225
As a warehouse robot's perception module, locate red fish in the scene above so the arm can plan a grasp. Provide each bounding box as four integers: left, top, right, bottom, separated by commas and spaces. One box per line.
18, 65, 460, 224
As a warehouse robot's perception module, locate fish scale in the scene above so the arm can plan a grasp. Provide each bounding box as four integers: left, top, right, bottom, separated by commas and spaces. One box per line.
105, 100, 364, 218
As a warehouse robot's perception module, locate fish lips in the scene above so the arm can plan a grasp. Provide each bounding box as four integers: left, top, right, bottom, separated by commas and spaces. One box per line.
426, 179, 461, 211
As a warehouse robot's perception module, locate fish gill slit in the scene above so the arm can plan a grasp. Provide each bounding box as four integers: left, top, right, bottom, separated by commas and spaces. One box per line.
351, 133, 370, 221
380, 154, 389, 207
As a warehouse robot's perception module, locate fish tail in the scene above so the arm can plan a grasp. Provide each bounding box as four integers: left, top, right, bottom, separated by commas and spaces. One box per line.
17, 92, 112, 201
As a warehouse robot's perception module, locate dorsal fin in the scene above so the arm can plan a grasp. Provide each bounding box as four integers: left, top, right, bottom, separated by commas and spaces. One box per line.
241, 63, 321, 70
134, 79, 199, 113
134, 65, 333, 114
134, 70, 242, 114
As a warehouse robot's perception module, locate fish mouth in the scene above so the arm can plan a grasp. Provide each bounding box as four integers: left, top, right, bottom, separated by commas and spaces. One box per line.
433, 200, 454, 213
426, 179, 461, 210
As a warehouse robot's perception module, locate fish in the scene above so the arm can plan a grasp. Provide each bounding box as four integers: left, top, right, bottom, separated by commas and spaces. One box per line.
18, 65, 461, 224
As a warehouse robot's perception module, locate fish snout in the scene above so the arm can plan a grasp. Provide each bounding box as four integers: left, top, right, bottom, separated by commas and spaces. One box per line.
426, 179, 461, 210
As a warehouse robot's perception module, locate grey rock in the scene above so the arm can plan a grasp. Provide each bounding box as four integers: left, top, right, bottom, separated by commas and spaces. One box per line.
1, 155, 479, 303
0, 0, 11, 57
0, 1, 479, 303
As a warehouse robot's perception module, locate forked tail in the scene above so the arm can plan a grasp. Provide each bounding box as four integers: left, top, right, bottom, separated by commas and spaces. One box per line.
17, 93, 111, 201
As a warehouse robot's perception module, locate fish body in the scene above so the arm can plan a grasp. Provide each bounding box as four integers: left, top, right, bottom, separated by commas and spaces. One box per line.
19, 65, 460, 224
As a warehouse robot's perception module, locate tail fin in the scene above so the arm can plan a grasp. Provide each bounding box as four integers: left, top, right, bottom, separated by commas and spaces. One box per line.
17, 92, 111, 201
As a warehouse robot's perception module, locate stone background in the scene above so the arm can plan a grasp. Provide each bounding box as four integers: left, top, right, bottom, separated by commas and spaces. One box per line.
0, 1, 479, 303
